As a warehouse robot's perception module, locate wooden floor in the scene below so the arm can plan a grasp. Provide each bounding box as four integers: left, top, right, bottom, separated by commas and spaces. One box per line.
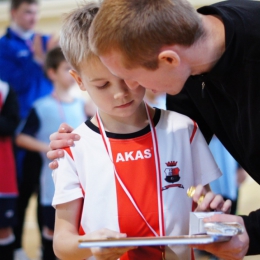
23, 176, 260, 260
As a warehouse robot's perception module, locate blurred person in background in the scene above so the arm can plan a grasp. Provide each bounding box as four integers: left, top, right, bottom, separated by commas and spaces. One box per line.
0, 79, 20, 260
209, 136, 247, 215
16, 47, 87, 260
0, 0, 58, 259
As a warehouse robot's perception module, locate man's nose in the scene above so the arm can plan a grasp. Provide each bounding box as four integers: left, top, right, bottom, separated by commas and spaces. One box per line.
124, 79, 139, 89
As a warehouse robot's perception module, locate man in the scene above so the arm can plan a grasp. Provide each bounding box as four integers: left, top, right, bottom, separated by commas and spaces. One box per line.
48, 0, 260, 259
88, 0, 259, 259
0, 0, 56, 259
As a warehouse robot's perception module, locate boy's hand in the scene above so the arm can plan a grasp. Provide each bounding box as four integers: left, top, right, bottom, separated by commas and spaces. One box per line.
86, 229, 137, 260
193, 184, 232, 213
47, 123, 80, 169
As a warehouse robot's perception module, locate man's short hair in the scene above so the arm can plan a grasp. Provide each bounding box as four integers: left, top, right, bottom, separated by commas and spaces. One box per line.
44, 47, 66, 73
89, 0, 205, 70
11, 0, 38, 10
59, 2, 100, 71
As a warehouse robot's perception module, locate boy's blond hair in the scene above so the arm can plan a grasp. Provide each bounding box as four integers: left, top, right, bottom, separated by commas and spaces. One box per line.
89, 0, 205, 70
59, 2, 100, 70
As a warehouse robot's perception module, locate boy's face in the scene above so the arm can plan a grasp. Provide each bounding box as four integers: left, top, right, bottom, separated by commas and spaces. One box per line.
50, 61, 75, 89
70, 58, 146, 119
99, 50, 190, 96
11, 3, 39, 31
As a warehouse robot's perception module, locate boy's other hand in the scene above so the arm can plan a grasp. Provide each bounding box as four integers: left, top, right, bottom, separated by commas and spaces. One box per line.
47, 123, 80, 169
87, 229, 137, 260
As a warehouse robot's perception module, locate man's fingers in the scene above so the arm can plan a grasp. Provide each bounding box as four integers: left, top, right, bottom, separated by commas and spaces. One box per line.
58, 123, 74, 133
50, 132, 80, 142
47, 149, 64, 161
49, 160, 59, 170
220, 199, 232, 213
203, 213, 243, 223
49, 139, 73, 150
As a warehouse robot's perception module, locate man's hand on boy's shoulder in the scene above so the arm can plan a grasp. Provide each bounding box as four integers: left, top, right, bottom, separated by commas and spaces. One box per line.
47, 123, 80, 169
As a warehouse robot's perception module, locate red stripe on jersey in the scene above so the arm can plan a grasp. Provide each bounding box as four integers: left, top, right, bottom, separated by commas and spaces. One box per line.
78, 225, 85, 235
110, 133, 163, 259
192, 201, 197, 212
190, 121, 198, 143
64, 147, 74, 159
191, 201, 196, 260
191, 248, 195, 260
78, 197, 85, 235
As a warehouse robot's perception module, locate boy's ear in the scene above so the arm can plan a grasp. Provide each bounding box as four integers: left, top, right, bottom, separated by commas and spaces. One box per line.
46, 68, 56, 82
158, 50, 180, 68
69, 70, 85, 91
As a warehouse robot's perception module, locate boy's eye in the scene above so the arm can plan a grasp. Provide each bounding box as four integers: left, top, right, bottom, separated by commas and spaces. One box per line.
97, 82, 109, 89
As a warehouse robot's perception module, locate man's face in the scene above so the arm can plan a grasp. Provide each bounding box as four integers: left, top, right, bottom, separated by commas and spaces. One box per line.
11, 3, 39, 31
100, 50, 190, 96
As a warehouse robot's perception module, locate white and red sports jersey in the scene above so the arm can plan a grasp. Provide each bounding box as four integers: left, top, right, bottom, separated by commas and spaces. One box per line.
52, 109, 221, 260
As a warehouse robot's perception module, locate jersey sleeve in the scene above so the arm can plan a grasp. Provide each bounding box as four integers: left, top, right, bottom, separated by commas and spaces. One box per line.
190, 123, 222, 186
52, 148, 84, 207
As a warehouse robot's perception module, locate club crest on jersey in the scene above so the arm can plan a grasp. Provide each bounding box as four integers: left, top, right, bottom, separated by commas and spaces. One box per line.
162, 161, 184, 191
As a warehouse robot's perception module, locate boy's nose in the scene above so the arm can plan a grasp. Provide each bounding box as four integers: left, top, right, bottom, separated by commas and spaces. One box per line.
124, 79, 139, 89
114, 88, 128, 99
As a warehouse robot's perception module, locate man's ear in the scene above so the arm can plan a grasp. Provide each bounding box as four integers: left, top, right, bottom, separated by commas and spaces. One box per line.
69, 70, 85, 91
158, 50, 180, 68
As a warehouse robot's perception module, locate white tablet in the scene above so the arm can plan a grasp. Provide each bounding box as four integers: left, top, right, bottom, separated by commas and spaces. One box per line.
79, 234, 230, 248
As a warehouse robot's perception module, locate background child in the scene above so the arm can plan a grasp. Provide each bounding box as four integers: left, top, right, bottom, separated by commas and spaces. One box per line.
0, 2, 59, 256
51, 3, 231, 260
15, 47, 87, 260
0, 79, 20, 260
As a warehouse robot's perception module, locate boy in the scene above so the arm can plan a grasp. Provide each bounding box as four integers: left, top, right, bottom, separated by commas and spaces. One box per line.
0, 79, 20, 260
15, 47, 86, 260
51, 3, 231, 260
